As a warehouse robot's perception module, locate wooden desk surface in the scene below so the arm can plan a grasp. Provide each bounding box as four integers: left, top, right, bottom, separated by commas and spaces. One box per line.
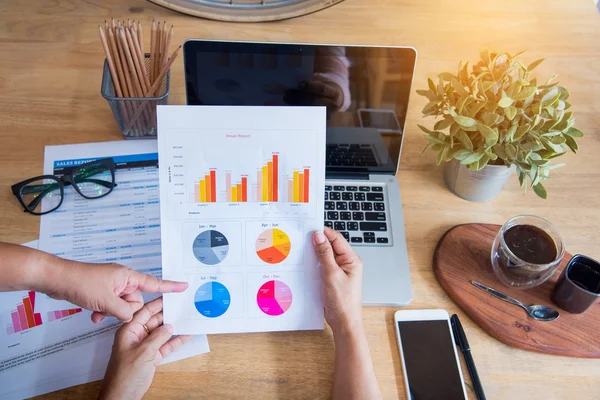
1, 0, 599, 398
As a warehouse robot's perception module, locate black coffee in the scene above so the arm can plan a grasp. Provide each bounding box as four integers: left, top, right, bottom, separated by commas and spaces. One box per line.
568, 261, 600, 293
504, 224, 557, 265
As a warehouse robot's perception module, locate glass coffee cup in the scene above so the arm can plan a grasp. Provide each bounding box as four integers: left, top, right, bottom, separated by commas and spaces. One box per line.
491, 215, 565, 289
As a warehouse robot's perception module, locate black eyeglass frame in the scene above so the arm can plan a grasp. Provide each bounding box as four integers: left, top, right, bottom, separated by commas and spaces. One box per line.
11, 158, 117, 215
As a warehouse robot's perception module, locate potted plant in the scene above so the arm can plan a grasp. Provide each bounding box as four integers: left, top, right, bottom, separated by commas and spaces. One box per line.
417, 49, 583, 201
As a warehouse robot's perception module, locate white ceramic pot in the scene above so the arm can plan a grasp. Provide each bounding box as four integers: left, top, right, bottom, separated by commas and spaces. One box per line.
444, 158, 515, 202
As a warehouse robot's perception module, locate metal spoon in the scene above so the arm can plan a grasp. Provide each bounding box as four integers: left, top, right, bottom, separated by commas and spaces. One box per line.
471, 281, 560, 322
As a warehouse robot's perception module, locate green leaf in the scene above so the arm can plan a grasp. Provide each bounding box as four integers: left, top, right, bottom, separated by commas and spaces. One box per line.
481, 112, 501, 126
505, 106, 517, 121
541, 131, 563, 138
512, 86, 537, 101
564, 127, 584, 138
418, 124, 442, 136
514, 123, 531, 140
461, 152, 484, 165
506, 124, 518, 142
518, 169, 526, 187
541, 87, 559, 104
458, 130, 473, 150
564, 134, 578, 153
532, 159, 550, 166
505, 144, 517, 159
434, 117, 454, 131
437, 77, 444, 97
424, 135, 446, 145
456, 95, 469, 113
453, 115, 477, 128
477, 154, 491, 170
498, 97, 514, 108
421, 143, 431, 155
428, 78, 437, 93
480, 48, 490, 65
422, 100, 441, 114
542, 163, 566, 171
417, 90, 439, 102
436, 149, 445, 165
453, 149, 472, 161
540, 137, 564, 153
451, 78, 469, 96
533, 182, 548, 199
438, 72, 456, 81
477, 123, 499, 146
527, 58, 545, 72
468, 101, 487, 118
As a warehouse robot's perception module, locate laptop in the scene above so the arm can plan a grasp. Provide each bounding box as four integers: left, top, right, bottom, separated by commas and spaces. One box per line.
183, 40, 417, 305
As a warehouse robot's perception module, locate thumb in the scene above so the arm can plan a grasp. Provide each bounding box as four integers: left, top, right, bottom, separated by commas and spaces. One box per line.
106, 296, 135, 322
144, 324, 174, 353
313, 231, 338, 274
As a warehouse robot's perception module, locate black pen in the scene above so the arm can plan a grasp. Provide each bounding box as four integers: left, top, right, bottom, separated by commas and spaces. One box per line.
451, 314, 486, 400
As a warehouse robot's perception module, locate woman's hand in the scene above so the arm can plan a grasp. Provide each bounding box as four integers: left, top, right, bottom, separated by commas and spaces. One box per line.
312, 227, 364, 334
99, 297, 191, 400
47, 261, 188, 323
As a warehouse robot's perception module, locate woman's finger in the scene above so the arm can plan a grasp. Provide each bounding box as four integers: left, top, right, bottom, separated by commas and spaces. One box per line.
131, 297, 163, 325
313, 230, 338, 275
145, 311, 164, 332
323, 227, 354, 256
144, 324, 174, 354
159, 335, 192, 359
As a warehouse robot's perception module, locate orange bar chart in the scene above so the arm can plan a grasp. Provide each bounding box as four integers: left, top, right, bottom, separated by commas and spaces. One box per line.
287, 168, 310, 203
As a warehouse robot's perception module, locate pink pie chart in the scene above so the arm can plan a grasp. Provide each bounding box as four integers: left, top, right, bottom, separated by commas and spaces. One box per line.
256, 280, 293, 316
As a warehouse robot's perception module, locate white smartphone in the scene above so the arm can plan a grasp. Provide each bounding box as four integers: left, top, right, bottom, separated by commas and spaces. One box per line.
394, 309, 468, 400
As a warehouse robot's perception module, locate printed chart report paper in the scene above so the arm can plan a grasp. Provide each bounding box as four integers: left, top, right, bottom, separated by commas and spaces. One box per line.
158, 106, 326, 334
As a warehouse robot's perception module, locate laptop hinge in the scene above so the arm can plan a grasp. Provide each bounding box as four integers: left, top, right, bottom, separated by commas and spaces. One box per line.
326, 172, 370, 180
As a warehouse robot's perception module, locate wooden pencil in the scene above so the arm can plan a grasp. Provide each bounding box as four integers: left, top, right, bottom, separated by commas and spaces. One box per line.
121, 27, 153, 127
161, 21, 168, 64
150, 20, 156, 83
130, 26, 151, 92
126, 45, 181, 129
107, 27, 129, 97
162, 25, 173, 69
137, 21, 144, 59
124, 27, 148, 95
98, 25, 123, 97
156, 21, 162, 81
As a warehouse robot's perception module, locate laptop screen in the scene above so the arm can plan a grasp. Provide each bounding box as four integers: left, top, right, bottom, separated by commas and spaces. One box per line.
184, 40, 417, 176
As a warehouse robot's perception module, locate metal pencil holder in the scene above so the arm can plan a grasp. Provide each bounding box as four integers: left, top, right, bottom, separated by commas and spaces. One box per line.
101, 54, 170, 139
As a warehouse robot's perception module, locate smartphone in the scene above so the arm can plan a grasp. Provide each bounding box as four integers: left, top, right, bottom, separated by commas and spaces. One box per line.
394, 309, 467, 400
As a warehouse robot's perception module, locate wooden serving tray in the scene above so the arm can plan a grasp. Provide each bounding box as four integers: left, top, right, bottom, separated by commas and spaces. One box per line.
433, 223, 600, 358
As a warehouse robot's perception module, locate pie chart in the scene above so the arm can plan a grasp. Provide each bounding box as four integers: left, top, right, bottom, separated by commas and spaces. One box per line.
256, 280, 293, 316
194, 281, 231, 318
192, 230, 229, 265
256, 228, 291, 264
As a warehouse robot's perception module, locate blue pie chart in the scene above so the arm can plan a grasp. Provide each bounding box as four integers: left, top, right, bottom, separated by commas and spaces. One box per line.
192, 230, 229, 265
194, 281, 231, 318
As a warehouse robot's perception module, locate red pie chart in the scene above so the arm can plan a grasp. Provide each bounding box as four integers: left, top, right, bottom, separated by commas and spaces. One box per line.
256, 280, 293, 316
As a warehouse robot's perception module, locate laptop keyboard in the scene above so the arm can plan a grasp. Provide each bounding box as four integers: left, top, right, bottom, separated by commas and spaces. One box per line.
324, 184, 391, 245
326, 144, 378, 167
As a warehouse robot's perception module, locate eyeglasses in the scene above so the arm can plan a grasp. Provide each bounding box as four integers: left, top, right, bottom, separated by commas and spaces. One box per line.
11, 158, 117, 215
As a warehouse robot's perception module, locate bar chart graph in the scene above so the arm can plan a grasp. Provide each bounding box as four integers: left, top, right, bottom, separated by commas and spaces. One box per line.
189, 153, 310, 204
194, 169, 217, 203
47, 307, 83, 322
5, 291, 42, 335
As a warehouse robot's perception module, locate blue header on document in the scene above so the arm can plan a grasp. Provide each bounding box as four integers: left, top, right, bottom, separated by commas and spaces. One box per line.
53, 152, 158, 168
53, 152, 158, 174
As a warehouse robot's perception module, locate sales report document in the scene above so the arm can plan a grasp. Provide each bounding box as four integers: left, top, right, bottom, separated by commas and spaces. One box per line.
158, 106, 326, 334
